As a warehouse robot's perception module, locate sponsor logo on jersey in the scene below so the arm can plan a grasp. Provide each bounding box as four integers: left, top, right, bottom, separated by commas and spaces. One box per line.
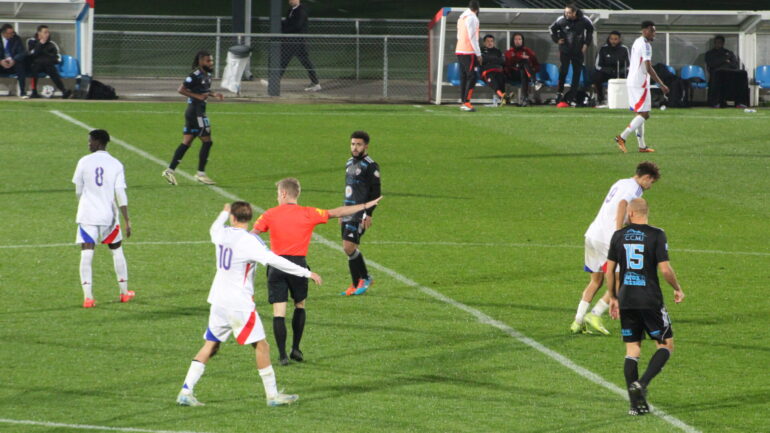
624, 229, 646, 242
374, 170, 380, 178
345, 186, 353, 197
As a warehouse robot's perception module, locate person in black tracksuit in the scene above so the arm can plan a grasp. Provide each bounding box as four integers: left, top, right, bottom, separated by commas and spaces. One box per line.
549, 4, 594, 102
26, 25, 70, 99
480, 35, 506, 102
279, 0, 320, 91
593, 31, 629, 103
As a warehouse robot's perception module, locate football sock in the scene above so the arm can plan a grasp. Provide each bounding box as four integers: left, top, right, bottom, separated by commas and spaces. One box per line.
621, 115, 646, 140
80, 249, 94, 300
591, 299, 609, 317
624, 356, 640, 387
182, 360, 205, 392
291, 308, 306, 351
640, 347, 671, 387
169, 144, 189, 170
111, 247, 129, 295
347, 250, 362, 286
575, 300, 591, 323
636, 123, 646, 148
351, 250, 370, 281
273, 316, 287, 358
198, 140, 213, 172
258, 366, 278, 399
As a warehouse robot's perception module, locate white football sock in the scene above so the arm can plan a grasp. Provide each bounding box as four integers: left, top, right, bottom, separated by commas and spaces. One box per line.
182, 360, 205, 392
621, 115, 646, 140
111, 247, 129, 294
575, 300, 591, 323
80, 249, 94, 300
636, 123, 646, 148
591, 299, 610, 317
259, 366, 278, 398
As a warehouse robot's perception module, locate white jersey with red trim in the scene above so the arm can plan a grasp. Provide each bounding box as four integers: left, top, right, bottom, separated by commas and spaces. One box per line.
627, 36, 652, 89
584, 178, 644, 245
72, 150, 126, 226
207, 211, 312, 312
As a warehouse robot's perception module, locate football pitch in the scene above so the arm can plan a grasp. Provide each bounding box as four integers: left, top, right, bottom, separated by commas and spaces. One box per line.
0, 101, 768, 433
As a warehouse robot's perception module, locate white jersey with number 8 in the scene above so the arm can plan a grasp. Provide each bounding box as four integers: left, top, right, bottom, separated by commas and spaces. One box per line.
72, 150, 126, 226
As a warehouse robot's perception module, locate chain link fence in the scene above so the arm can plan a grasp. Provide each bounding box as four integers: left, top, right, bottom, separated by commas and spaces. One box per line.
93, 15, 429, 101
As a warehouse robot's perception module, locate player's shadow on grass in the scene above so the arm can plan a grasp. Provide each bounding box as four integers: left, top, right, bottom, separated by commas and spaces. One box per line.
472, 152, 609, 159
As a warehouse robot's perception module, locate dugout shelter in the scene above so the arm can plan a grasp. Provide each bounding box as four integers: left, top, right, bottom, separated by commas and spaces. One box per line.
429, 7, 770, 105
0, 0, 94, 76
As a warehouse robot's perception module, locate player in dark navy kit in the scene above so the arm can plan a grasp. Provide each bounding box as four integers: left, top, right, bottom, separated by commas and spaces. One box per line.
340, 131, 381, 296
607, 198, 685, 416
162, 50, 224, 186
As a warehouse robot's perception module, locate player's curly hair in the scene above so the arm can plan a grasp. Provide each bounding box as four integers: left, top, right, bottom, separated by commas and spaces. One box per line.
636, 161, 660, 180
89, 129, 110, 146
350, 130, 370, 144
230, 201, 253, 223
192, 50, 211, 70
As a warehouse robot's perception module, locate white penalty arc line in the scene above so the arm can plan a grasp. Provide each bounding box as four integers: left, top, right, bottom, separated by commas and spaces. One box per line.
1, 239, 767, 258
48, 110, 701, 433
0, 418, 210, 433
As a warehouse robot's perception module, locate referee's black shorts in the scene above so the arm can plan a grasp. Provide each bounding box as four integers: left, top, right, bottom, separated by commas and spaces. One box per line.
267, 255, 309, 304
620, 306, 674, 343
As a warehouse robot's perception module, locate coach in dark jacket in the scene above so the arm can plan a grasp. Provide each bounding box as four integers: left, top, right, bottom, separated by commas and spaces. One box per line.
279, 0, 320, 91
593, 31, 629, 103
0, 23, 28, 97
480, 35, 506, 102
705, 35, 749, 108
27, 25, 70, 98
549, 3, 594, 103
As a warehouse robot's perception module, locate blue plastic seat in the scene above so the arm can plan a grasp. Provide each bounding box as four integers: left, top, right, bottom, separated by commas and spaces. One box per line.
666, 65, 676, 76
755, 65, 770, 89
537, 63, 559, 87
680, 64, 707, 88
445, 62, 486, 87
57, 55, 80, 78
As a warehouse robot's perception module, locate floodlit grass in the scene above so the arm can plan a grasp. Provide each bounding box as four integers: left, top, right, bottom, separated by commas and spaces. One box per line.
0, 101, 768, 433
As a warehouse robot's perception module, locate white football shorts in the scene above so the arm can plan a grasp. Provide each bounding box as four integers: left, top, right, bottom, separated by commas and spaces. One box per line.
584, 237, 610, 273
204, 305, 266, 345
628, 85, 651, 113
76, 223, 122, 245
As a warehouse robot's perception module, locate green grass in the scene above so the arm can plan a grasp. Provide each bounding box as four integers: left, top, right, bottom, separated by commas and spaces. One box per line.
0, 101, 768, 433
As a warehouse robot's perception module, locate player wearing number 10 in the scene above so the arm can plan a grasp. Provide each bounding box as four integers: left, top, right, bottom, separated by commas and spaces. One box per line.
570, 161, 660, 335
72, 129, 133, 308
177, 202, 322, 408
606, 198, 685, 415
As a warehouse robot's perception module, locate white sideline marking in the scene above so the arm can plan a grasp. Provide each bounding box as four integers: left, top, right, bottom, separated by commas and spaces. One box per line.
2, 239, 767, 257
49, 110, 701, 433
0, 418, 209, 433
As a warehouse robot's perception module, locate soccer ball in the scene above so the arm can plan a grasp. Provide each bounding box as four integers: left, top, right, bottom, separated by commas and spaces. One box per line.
41, 84, 55, 98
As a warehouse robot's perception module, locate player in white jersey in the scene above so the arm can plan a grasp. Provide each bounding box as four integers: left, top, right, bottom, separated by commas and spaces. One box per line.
614, 21, 669, 154
570, 162, 660, 335
177, 201, 322, 408
72, 129, 133, 308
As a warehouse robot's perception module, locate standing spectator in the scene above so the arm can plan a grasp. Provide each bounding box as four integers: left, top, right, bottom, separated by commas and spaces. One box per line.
26, 25, 71, 99
279, 0, 320, 92
593, 31, 629, 105
549, 3, 594, 107
705, 35, 749, 108
455, 0, 481, 112
0, 23, 28, 98
504, 33, 540, 106
480, 34, 506, 106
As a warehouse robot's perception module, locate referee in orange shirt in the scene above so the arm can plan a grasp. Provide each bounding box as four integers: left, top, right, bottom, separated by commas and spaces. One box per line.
252, 178, 382, 365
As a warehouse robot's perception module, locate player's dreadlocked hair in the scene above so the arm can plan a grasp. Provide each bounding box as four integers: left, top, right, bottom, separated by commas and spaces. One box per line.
636, 161, 661, 180
192, 50, 211, 70
230, 201, 253, 223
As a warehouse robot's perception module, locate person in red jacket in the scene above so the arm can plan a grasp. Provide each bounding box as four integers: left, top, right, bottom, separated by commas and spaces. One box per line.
504, 33, 540, 106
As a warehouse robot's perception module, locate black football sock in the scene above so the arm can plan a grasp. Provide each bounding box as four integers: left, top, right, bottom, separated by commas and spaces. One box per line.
355, 251, 370, 280
169, 144, 189, 170
198, 140, 213, 172
640, 348, 671, 387
291, 308, 306, 351
347, 250, 361, 286
624, 356, 639, 387
273, 316, 287, 358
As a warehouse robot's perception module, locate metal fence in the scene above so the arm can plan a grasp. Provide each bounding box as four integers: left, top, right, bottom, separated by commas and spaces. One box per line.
93, 15, 429, 101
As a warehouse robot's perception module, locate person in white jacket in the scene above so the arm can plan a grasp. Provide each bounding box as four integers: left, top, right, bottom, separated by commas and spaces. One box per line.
455, 1, 481, 111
